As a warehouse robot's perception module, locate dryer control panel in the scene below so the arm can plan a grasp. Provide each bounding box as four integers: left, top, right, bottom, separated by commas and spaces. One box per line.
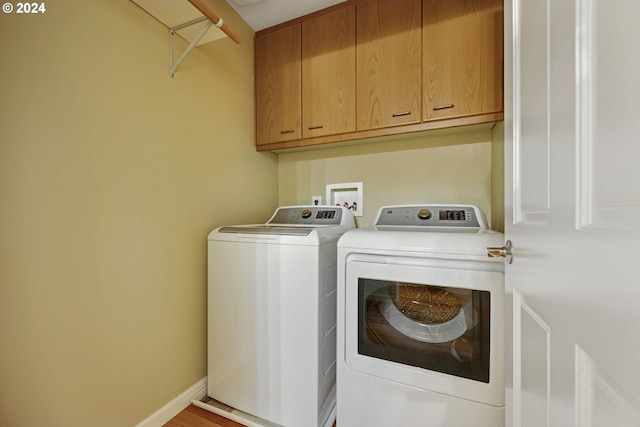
374, 205, 488, 229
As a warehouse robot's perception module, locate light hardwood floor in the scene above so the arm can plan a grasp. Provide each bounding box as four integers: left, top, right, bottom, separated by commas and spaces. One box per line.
163, 405, 338, 427
163, 405, 244, 427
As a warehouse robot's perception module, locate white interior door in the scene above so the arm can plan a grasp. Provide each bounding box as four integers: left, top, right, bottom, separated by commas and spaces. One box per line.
504, 0, 640, 426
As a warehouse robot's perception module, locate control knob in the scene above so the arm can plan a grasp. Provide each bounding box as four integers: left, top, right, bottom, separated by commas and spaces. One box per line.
301, 209, 312, 219
417, 209, 432, 220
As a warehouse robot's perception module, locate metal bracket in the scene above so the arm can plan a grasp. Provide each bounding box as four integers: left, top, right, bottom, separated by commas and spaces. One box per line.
169, 16, 213, 78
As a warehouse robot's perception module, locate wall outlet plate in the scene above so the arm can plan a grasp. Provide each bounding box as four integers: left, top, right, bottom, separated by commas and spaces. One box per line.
326, 182, 363, 217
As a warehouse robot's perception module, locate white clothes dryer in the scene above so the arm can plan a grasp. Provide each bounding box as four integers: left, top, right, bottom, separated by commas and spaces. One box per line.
205, 206, 355, 427
336, 205, 505, 427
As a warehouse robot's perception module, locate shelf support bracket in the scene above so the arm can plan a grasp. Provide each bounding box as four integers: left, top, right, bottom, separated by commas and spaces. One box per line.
169, 16, 213, 78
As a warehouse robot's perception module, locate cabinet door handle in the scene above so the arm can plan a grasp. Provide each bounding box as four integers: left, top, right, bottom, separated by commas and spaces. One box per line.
434, 104, 455, 110
392, 111, 411, 117
308, 125, 324, 130
280, 129, 295, 134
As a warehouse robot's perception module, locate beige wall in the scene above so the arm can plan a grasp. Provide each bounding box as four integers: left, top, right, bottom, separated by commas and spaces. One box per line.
0, 1, 277, 426
491, 122, 506, 232
279, 126, 499, 228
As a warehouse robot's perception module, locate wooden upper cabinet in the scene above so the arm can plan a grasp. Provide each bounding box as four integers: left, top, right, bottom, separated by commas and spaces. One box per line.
302, 6, 356, 139
253, 0, 504, 151
356, 0, 422, 131
255, 24, 302, 145
423, 0, 503, 122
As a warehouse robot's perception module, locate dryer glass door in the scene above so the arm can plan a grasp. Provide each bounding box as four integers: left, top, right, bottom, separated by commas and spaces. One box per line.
358, 278, 490, 382
344, 258, 504, 406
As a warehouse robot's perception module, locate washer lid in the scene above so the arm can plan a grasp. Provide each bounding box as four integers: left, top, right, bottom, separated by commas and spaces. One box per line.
218, 225, 313, 236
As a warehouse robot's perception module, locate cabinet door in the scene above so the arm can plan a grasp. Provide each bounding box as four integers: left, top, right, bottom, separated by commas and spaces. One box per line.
255, 25, 301, 145
302, 6, 356, 138
356, 0, 422, 131
423, 0, 503, 121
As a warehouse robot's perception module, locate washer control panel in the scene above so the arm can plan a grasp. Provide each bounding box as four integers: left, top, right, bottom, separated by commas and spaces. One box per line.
268, 206, 350, 226
375, 205, 487, 229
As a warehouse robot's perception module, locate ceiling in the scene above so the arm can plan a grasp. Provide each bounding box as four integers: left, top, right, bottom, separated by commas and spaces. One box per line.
225, 0, 347, 31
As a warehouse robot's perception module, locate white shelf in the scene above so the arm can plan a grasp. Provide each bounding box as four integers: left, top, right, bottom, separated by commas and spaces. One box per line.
132, 0, 227, 46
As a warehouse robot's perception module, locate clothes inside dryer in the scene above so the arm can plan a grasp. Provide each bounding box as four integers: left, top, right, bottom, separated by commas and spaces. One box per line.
358, 278, 491, 383
380, 282, 474, 343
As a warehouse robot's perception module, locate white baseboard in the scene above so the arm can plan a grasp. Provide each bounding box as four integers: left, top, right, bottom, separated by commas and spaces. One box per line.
135, 377, 207, 427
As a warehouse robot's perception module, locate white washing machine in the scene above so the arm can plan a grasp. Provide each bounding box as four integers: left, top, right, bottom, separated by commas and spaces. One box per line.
205, 206, 355, 427
336, 205, 505, 427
